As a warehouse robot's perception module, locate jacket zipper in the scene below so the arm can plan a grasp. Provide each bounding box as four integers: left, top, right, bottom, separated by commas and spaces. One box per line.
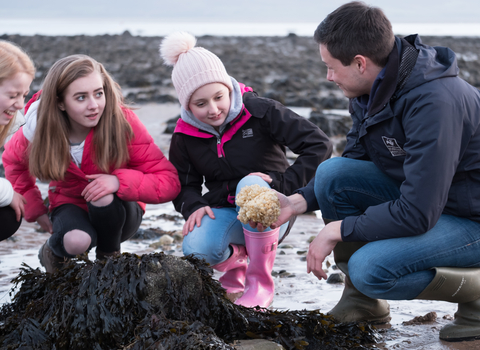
217, 137, 223, 158
354, 114, 370, 148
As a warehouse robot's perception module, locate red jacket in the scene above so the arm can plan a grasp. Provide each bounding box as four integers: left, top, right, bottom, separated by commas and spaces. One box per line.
3, 95, 181, 222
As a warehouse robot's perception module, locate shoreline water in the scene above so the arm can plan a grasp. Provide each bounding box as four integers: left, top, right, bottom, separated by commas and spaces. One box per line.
2, 19, 480, 37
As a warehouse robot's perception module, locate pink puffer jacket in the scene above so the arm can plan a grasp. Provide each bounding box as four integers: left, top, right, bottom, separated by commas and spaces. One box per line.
2, 96, 180, 222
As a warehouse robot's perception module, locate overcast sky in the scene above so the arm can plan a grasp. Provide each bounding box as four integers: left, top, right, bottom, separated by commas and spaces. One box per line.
2, 0, 480, 23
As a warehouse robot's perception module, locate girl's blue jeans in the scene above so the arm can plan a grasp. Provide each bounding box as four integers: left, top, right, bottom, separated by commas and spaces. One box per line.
182, 175, 289, 265
314, 157, 480, 300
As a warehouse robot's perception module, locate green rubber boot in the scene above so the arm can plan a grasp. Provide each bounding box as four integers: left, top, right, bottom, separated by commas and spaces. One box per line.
416, 267, 480, 341
328, 241, 391, 324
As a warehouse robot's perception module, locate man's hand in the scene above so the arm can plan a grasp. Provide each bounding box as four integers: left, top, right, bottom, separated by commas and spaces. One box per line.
307, 220, 342, 280
244, 192, 307, 232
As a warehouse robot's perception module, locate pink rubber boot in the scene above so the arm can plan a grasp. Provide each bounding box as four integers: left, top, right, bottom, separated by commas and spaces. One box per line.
212, 244, 248, 301
235, 227, 280, 308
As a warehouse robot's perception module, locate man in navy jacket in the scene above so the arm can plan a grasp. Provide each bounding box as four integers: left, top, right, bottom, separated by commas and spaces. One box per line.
261, 1, 480, 342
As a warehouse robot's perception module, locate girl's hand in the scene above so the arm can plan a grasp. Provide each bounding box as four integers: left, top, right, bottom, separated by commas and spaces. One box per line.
248, 172, 272, 184
9, 191, 26, 222
37, 213, 53, 234
183, 206, 215, 236
307, 220, 342, 280
82, 174, 120, 202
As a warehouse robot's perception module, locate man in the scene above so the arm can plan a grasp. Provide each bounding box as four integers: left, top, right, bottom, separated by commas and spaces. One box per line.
260, 1, 480, 342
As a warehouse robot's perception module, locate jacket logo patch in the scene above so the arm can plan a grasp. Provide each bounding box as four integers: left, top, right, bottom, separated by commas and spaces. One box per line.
242, 128, 254, 138
382, 136, 406, 157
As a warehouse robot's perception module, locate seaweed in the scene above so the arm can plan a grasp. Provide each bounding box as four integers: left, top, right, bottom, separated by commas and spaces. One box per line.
0, 253, 379, 349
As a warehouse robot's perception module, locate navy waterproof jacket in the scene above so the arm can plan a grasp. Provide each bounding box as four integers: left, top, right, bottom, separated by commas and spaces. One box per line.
300, 34, 480, 242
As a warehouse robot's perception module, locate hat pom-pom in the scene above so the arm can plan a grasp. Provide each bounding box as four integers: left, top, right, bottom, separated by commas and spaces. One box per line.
160, 32, 197, 66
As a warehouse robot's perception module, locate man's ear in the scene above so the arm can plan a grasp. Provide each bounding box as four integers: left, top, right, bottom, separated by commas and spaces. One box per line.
353, 55, 367, 74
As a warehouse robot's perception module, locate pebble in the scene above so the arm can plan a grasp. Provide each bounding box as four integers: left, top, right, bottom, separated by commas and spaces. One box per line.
326, 272, 345, 284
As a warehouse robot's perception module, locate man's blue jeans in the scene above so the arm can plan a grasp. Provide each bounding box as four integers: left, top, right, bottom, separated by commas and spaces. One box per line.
314, 157, 480, 300
182, 175, 289, 266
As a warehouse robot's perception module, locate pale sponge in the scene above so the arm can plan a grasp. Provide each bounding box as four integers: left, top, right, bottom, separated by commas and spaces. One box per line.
236, 184, 280, 227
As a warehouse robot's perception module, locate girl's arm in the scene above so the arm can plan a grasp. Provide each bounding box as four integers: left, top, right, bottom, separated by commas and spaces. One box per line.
111, 109, 181, 204
2, 129, 47, 222
261, 99, 333, 195
168, 132, 209, 220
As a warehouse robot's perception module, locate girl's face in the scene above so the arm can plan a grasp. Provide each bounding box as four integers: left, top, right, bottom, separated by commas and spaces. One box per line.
58, 71, 105, 142
188, 83, 231, 130
0, 72, 33, 126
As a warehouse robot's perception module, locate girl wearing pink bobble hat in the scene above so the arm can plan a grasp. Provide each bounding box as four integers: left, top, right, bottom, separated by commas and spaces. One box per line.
161, 32, 332, 308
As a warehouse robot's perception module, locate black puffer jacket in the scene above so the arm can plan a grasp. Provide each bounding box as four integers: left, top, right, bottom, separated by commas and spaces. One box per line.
169, 87, 332, 220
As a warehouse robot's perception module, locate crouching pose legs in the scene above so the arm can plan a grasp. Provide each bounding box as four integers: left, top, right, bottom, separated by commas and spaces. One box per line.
39, 194, 142, 273
183, 175, 290, 307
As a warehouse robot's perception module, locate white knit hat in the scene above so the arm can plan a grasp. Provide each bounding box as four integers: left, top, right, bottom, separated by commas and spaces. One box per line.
159, 32, 233, 110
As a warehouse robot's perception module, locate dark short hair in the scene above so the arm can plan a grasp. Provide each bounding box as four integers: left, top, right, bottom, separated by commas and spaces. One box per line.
314, 1, 394, 67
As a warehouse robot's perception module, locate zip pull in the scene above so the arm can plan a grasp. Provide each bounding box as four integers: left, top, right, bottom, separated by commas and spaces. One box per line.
216, 137, 223, 158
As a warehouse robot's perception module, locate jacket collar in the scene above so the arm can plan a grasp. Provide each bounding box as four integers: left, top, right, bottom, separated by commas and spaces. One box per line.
352, 39, 400, 117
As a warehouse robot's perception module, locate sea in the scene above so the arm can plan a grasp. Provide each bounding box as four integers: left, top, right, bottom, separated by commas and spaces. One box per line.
1, 19, 480, 37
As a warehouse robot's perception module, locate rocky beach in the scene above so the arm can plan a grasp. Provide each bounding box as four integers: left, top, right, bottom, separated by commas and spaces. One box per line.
2, 33, 480, 349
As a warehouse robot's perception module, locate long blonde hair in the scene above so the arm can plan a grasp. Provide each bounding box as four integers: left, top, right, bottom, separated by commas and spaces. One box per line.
29, 55, 133, 181
0, 40, 35, 145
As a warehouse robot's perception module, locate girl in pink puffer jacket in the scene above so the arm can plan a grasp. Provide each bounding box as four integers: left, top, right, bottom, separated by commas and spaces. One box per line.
3, 54, 181, 272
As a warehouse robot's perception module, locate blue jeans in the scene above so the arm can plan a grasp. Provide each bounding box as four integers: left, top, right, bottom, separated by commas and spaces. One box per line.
314, 157, 480, 300
182, 175, 289, 265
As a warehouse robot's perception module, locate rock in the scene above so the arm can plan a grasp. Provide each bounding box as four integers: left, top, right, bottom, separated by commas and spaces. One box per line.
279, 244, 293, 249
326, 272, 345, 284
144, 254, 204, 308
232, 339, 285, 349
148, 234, 175, 249
132, 227, 171, 240
172, 230, 184, 242
164, 115, 180, 134
403, 311, 438, 325
158, 234, 174, 245
309, 111, 352, 137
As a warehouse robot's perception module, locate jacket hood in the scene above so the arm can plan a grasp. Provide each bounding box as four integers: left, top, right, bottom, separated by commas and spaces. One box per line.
180, 76, 243, 137
399, 34, 459, 95
22, 99, 39, 142
352, 34, 459, 118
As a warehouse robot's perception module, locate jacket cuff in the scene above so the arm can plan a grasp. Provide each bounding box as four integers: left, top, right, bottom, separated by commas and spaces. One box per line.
293, 179, 319, 213
341, 216, 363, 242
268, 171, 282, 192
0, 178, 14, 207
